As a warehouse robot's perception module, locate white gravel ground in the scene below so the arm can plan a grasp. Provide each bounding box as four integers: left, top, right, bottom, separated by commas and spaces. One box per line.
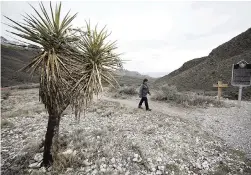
1, 89, 251, 175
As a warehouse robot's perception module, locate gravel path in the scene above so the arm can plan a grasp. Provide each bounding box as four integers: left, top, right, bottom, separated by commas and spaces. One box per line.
187, 101, 251, 160
104, 96, 251, 160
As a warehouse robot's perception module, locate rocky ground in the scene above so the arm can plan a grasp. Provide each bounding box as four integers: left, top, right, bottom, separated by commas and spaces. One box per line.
1, 88, 251, 175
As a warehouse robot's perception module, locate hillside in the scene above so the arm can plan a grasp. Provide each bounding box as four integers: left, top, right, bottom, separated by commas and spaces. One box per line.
155, 28, 251, 100
1, 42, 152, 87
1, 45, 40, 87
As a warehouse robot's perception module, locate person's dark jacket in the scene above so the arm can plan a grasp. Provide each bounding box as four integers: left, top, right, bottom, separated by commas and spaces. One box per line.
139, 83, 150, 98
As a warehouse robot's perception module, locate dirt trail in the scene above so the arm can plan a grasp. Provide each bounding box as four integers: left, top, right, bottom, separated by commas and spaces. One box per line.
103, 96, 192, 118
102, 95, 251, 160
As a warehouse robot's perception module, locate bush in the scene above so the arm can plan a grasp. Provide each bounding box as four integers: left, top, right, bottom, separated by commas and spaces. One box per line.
109, 86, 138, 98
152, 84, 223, 107
119, 86, 138, 95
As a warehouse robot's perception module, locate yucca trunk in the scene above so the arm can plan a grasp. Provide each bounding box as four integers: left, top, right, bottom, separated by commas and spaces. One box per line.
43, 113, 61, 166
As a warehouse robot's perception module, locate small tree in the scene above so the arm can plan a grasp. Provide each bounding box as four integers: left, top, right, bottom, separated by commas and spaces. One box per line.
5, 2, 122, 166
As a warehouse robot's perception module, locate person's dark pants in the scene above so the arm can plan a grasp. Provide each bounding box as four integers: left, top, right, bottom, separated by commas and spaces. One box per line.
138, 97, 149, 110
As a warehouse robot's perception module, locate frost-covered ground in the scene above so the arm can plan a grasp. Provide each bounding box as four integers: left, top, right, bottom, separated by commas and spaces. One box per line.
1, 88, 251, 175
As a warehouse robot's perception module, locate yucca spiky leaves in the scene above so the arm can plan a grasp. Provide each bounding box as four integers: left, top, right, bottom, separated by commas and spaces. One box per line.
71, 21, 122, 118
5, 2, 79, 114
5, 2, 122, 118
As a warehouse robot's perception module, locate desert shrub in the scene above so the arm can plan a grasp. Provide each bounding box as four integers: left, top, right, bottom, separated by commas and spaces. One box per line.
184, 94, 223, 107
119, 86, 138, 95
109, 86, 138, 98
152, 84, 223, 107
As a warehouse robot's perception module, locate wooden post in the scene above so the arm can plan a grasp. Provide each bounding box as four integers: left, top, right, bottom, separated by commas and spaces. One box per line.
213, 81, 228, 100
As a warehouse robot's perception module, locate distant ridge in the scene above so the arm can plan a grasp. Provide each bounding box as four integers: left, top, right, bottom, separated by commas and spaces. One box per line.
155, 28, 251, 100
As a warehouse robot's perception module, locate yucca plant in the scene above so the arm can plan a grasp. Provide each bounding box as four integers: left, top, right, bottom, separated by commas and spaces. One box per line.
5, 2, 122, 167
71, 22, 122, 119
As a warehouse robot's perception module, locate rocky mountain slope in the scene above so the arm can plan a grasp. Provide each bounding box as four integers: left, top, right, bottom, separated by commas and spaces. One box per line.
1, 39, 151, 87
155, 28, 251, 100
1, 44, 40, 87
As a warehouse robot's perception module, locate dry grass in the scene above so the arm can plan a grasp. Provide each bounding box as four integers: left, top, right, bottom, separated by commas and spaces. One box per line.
2, 139, 44, 175
51, 129, 111, 173
152, 84, 223, 107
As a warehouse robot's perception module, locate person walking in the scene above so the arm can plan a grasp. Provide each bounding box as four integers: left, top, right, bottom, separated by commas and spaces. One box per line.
138, 78, 152, 111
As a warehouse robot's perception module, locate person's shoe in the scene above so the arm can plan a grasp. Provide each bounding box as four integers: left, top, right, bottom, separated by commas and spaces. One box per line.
138, 106, 143, 109
146, 109, 152, 111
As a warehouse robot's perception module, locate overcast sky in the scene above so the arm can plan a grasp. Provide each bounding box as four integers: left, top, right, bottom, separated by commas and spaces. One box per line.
1, 1, 251, 77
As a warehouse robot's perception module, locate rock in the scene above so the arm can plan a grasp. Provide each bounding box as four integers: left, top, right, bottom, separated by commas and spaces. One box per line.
132, 157, 138, 162
96, 109, 102, 114
195, 162, 202, 169
202, 161, 209, 170
133, 157, 142, 162
156, 170, 162, 174
196, 137, 199, 144
116, 166, 122, 172
85, 167, 92, 173
30, 170, 42, 175
91, 165, 96, 170
92, 169, 98, 174
40, 167, 46, 173
147, 158, 152, 162
100, 168, 106, 172
134, 153, 139, 158
29, 162, 40, 169
100, 164, 107, 169
239, 168, 243, 173
101, 111, 112, 117
111, 157, 116, 164
157, 157, 162, 162
83, 159, 92, 166
34, 153, 43, 162
158, 165, 165, 171
66, 168, 73, 172
62, 149, 73, 155
101, 157, 106, 162
47, 166, 52, 171
151, 167, 156, 172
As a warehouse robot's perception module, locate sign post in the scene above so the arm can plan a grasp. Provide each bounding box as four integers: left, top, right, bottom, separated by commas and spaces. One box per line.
231, 60, 251, 106
213, 81, 228, 100
238, 86, 243, 101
